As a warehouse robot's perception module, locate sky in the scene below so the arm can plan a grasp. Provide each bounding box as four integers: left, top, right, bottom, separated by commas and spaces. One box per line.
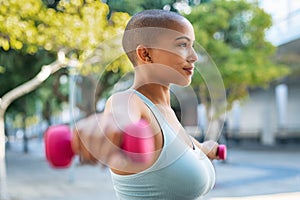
258, 0, 300, 45
259, 0, 300, 22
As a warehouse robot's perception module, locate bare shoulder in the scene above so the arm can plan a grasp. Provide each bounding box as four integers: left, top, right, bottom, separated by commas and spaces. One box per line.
103, 90, 147, 126
107, 90, 163, 175
104, 90, 161, 138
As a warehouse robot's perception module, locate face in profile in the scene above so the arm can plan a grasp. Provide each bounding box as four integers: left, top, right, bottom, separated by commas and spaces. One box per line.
143, 19, 198, 87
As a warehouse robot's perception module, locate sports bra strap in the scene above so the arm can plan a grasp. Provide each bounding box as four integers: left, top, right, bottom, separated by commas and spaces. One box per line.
129, 89, 166, 129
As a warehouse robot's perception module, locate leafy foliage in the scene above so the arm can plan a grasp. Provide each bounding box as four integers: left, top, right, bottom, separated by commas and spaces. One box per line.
185, 0, 290, 106
0, 0, 292, 118
0, 49, 57, 120
0, 0, 132, 119
107, 0, 177, 15
0, 0, 132, 71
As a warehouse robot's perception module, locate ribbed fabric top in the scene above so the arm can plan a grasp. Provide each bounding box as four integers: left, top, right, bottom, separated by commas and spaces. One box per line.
110, 89, 215, 200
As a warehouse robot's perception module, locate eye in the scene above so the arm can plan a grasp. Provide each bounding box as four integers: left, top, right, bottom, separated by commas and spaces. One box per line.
177, 43, 187, 48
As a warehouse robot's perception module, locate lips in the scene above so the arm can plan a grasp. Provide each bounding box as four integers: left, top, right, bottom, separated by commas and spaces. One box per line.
183, 67, 194, 75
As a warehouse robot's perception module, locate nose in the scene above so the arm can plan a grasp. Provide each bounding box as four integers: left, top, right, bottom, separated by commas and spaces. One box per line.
187, 47, 198, 64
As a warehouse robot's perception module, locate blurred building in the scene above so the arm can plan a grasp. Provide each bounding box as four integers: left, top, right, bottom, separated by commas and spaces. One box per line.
226, 0, 300, 145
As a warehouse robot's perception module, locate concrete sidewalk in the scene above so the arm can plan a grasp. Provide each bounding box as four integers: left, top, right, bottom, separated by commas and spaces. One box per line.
5, 139, 300, 200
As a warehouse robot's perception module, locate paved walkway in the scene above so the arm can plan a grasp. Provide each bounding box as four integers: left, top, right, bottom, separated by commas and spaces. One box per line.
5, 139, 300, 200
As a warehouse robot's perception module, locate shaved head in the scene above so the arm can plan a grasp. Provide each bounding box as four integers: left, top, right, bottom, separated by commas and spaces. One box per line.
122, 10, 188, 66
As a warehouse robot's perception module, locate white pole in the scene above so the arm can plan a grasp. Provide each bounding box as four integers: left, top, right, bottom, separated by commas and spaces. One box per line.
68, 68, 76, 183
275, 84, 288, 131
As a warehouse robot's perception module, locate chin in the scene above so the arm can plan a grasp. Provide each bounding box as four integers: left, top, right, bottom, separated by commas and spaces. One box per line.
174, 78, 192, 87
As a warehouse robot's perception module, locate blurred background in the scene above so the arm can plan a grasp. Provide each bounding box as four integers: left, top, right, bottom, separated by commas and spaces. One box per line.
0, 0, 299, 199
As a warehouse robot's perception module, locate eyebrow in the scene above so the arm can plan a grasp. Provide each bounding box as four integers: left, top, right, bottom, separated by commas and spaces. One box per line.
175, 36, 191, 41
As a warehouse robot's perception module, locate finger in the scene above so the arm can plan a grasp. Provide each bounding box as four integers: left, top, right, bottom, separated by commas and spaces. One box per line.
79, 140, 98, 165
71, 128, 80, 154
94, 127, 123, 166
87, 128, 106, 164
72, 117, 91, 154
76, 126, 99, 164
96, 139, 116, 166
73, 114, 101, 164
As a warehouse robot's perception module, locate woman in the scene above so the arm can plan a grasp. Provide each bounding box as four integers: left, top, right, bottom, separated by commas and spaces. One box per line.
73, 9, 220, 199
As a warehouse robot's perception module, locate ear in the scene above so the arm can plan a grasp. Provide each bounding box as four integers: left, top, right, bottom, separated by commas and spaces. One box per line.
136, 45, 152, 64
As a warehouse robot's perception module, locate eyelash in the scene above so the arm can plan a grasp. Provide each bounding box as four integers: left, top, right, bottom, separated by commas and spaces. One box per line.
176, 43, 195, 49
177, 43, 188, 48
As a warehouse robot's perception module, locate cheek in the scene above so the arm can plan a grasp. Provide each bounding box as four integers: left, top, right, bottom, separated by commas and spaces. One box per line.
175, 48, 189, 58
155, 51, 186, 66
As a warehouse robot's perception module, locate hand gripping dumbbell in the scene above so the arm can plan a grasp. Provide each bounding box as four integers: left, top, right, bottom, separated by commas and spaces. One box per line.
44, 119, 227, 168
44, 119, 155, 168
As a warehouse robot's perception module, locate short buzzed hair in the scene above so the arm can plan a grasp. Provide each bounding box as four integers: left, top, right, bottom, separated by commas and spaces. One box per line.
122, 9, 186, 66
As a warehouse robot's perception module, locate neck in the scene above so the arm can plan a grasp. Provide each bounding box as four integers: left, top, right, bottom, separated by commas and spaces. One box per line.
132, 64, 172, 106
132, 82, 171, 106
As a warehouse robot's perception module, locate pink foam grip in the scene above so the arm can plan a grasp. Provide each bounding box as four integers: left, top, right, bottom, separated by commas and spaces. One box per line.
44, 125, 74, 168
121, 119, 155, 163
217, 144, 227, 160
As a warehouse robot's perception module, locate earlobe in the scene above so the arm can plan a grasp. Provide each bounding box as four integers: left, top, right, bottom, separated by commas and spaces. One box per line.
136, 45, 152, 63
145, 55, 152, 63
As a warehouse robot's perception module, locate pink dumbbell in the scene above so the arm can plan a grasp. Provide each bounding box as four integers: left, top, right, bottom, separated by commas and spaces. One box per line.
44, 125, 74, 168
217, 144, 227, 160
44, 119, 155, 168
44, 119, 227, 168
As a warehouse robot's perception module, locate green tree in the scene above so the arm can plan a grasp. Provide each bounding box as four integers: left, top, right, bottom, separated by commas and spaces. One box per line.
185, 0, 290, 113
0, 49, 58, 154
107, 0, 176, 15
0, 0, 131, 198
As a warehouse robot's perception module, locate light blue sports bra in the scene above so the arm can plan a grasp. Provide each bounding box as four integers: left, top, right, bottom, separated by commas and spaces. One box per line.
110, 90, 215, 200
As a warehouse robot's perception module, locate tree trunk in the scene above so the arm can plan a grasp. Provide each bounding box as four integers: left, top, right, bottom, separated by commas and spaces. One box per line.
22, 114, 28, 154
0, 57, 65, 200
42, 100, 52, 127
0, 110, 8, 200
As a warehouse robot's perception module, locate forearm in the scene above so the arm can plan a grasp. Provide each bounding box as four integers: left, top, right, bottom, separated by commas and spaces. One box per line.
191, 137, 219, 160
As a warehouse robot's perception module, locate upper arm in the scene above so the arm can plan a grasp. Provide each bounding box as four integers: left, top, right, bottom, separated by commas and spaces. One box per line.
103, 91, 143, 129
105, 90, 162, 146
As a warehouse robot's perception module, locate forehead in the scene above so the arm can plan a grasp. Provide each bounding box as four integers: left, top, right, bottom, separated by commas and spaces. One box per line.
157, 19, 195, 42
